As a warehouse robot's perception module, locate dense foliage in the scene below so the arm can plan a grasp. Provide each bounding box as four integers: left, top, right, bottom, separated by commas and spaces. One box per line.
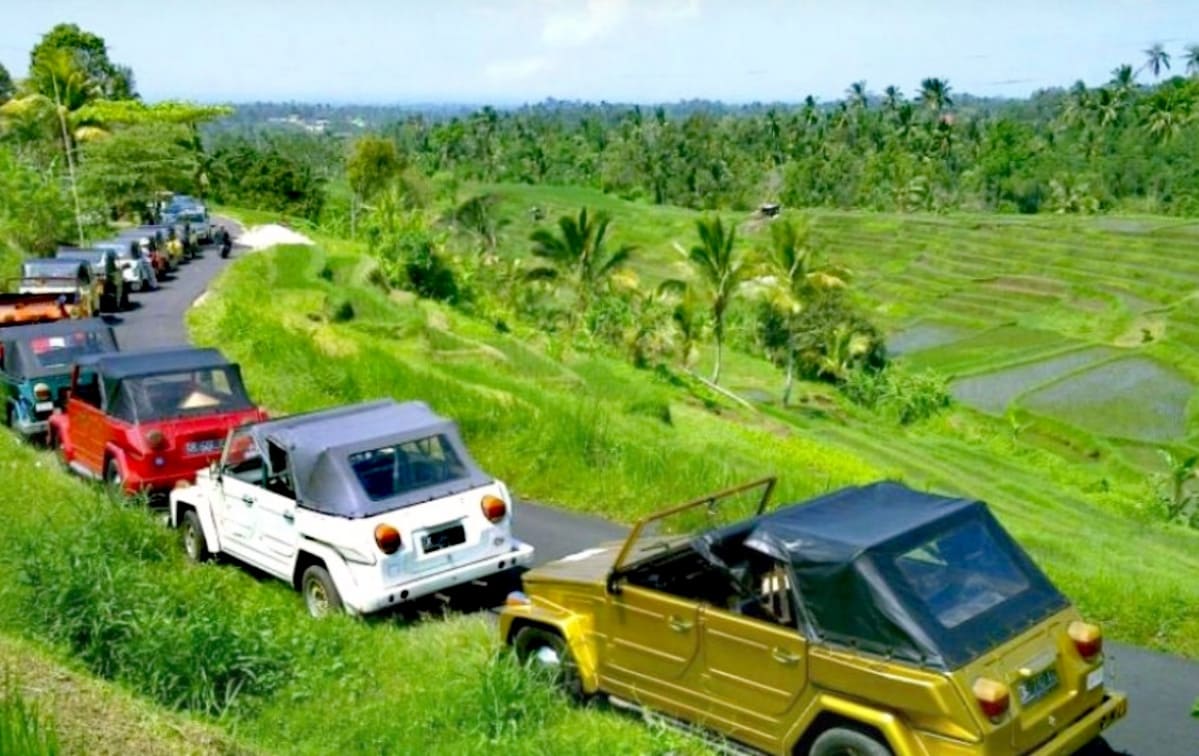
206, 135, 327, 220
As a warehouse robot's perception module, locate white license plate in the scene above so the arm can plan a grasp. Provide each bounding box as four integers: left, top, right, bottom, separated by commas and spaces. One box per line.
185, 439, 222, 455
1085, 666, 1104, 691
1018, 666, 1060, 706
34, 401, 54, 413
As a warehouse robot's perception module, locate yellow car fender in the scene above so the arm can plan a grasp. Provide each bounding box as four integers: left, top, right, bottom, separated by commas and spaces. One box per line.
502, 602, 601, 694
788, 693, 927, 756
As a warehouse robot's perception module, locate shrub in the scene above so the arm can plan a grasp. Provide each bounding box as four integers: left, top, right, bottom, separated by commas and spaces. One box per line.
844, 365, 952, 425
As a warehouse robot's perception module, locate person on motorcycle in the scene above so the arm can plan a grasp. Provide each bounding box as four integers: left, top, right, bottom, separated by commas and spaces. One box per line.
219, 226, 233, 258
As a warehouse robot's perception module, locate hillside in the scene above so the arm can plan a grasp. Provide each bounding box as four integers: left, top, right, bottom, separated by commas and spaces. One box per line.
195, 204, 1199, 658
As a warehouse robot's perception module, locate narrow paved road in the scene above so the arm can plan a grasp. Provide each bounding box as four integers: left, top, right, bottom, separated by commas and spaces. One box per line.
112, 219, 1198, 755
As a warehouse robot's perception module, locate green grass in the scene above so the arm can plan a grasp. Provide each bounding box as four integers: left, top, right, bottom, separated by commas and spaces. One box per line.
193, 225, 1199, 660
0, 678, 58, 756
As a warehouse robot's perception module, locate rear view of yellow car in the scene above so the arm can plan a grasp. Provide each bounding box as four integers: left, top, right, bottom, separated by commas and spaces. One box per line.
501, 479, 1126, 755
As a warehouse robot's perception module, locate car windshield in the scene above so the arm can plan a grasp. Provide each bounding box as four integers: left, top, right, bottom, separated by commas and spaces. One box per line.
894, 519, 1031, 629
27, 330, 116, 369
178, 211, 206, 222
23, 262, 77, 279
112, 367, 253, 422
348, 434, 469, 501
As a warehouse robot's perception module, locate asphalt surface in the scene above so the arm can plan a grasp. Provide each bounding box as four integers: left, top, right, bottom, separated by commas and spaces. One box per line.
111, 218, 1198, 755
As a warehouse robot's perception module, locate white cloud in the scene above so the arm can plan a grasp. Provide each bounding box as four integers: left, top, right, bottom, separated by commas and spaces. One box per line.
541, 0, 631, 47
484, 56, 551, 82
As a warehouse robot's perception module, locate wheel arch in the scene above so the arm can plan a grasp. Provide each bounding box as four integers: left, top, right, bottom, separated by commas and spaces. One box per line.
171, 491, 222, 554
790, 695, 919, 756
502, 608, 600, 694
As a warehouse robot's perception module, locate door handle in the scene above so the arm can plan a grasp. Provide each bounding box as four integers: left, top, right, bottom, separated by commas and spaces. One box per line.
771, 647, 801, 665
241, 495, 256, 505
667, 616, 693, 632
282, 512, 295, 523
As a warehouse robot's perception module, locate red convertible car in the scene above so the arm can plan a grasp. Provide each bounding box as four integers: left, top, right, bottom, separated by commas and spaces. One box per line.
49, 347, 265, 493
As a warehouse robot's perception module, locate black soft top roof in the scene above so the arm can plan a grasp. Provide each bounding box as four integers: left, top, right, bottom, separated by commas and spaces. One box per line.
699, 481, 1067, 670
75, 346, 232, 379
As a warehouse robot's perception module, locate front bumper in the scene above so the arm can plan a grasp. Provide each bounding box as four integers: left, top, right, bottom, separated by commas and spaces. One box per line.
1028, 692, 1128, 755
348, 541, 535, 615
13, 415, 48, 437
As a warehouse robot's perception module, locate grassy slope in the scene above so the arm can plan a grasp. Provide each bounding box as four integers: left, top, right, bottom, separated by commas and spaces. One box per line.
194, 218, 1199, 659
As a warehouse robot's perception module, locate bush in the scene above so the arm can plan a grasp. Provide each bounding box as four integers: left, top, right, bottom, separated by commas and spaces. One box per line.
843, 365, 952, 425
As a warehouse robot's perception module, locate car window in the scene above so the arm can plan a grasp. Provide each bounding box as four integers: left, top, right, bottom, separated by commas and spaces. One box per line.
28, 331, 116, 369
223, 429, 266, 483
265, 441, 296, 498
112, 367, 253, 423
895, 519, 1031, 629
73, 373, 103, 408
348, 434, 469, 501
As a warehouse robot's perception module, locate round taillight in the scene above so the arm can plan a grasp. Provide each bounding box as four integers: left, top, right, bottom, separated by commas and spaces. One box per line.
1068, 620, 1103, 661
972, 677, 1010, 722
374, 524, 402, 555
481, 495, 507, 523
145, 430, 167, 450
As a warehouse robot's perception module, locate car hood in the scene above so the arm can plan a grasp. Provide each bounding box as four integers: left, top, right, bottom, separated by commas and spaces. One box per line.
523, 541, 623, 586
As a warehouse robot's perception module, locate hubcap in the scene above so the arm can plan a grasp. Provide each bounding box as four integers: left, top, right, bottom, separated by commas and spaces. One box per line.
306, 580, 329, 617
532, 645, 562, 669
184, 525, 200, 559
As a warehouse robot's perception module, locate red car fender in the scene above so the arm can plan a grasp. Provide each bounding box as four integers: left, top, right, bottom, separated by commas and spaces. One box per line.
48, 413, 72, 460
103, 443, 133, 486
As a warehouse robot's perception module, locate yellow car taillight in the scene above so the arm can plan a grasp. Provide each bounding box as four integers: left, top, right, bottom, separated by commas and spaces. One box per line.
972, 677, 1010, 722
481, 494, 507, 523
1068, 620, 1103, 661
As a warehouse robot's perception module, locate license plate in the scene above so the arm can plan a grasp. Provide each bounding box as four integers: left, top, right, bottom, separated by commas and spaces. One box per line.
185, 439, 222, 455
1018, 666, 1060, 706
421, 523, 466, 554
34, 401, 54, 413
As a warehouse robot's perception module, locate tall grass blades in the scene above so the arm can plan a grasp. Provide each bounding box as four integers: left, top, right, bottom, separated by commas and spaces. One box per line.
0, 679, 59, 756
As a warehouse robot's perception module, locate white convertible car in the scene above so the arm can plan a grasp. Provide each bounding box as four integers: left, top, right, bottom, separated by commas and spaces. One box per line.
170, 399, 535, 616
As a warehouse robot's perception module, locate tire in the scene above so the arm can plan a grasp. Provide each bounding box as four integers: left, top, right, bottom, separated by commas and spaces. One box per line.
105, 457, 125, 493
512, 626, 585, 700
809, 727, 892, 756
181, 509, 211, 563
120, 288, 131, 310
301, 565, 343, 618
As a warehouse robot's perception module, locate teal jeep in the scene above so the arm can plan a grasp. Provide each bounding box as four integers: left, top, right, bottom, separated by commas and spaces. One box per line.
0, 319, 118, 438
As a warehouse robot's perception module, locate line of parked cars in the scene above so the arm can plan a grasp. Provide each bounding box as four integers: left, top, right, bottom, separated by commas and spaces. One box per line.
0, 203, 1126, 754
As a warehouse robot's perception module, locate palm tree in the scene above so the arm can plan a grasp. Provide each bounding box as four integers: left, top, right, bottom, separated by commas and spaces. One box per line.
1142, 43, 1171, 79
845, 81, 868, 110
1142, 88, 1192, 143
761, 217, 847, 404
527, 207, 635, 330
1110, 64, 1136, 93
668, 216, 751, 384
881, 85, 903, 112
917, 77, 953, 114
1185, 44, 1199, 77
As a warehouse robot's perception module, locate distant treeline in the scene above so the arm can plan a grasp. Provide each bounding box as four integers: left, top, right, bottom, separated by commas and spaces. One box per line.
210, 71, 1199, 217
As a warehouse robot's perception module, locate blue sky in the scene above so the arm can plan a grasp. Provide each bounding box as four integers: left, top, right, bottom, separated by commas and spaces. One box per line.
0, 0, 1194, 104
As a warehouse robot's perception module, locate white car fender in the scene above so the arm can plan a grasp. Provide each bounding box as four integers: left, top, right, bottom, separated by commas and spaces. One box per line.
170, 487, 224, 555
293, 536, 360, 602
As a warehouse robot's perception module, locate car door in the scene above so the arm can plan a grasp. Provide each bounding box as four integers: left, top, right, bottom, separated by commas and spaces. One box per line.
248, 440, 300, 578
602, 573, 705, 718
67, 370, 106, 474
214, 431, 268, 564
697, 559, 808, 741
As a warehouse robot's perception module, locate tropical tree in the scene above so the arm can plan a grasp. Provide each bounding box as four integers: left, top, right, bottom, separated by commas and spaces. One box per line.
670, 216, 752, 384
448, 192, 508, 254
0, 63, 12, 105
1158, 450, 1198, 520
881, 85, 903, 112
917, 77, 953, 114
760, 217, 847, 404
846, 81, 868, 110
346, 135, 402, 238
1143, 43, 1171, 79
1185, 44, 1199, 77
1110, 64, 1136, 93
1142, 87, 1193, 143
527, 207, 635, 331
29, 23, 136, 100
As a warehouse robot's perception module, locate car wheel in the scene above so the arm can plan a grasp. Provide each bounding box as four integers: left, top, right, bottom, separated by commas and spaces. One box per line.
302, 565, 343, 618
105, 457, 125, 493
120, 289, 131, 310
512, 626, 585, 700
181, 510, 211, 562
809, 727, 892, 756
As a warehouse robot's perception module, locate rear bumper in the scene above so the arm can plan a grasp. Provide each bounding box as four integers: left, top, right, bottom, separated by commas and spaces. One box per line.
1028, 692, 1127, 756
13, 416, 48, 437
347, 541, 535, 615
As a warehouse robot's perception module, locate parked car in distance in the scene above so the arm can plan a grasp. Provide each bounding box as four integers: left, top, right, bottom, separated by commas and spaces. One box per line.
170, 399, 535, 617
501, 479, 1126, 756
55, 248, 128, 311
0, 319, 118, 438
7, 259, 101, 322
94, 240, 158, 292
49, 347, 265, 493
165, 207, 213, 245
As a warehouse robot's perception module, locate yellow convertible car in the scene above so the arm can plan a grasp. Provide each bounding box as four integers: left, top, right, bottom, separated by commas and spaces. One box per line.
501, 479, 1126, 755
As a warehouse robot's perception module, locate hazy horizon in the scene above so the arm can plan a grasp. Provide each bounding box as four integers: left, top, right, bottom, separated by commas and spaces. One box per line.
1, 1, 1194, 105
